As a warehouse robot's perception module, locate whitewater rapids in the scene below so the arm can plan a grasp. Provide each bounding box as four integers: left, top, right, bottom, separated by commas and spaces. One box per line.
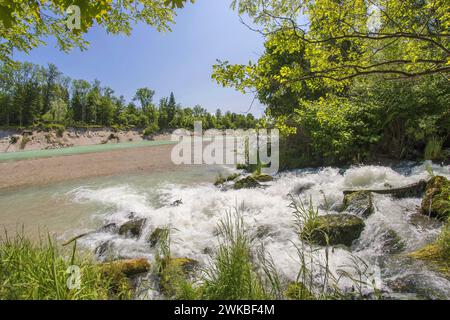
68, 162, 450, 299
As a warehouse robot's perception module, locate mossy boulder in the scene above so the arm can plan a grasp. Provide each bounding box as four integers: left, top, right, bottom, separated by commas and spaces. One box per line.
214, 173, 241, 186
253, 174, 274, 182
101, 258, 151, 277
159, 257, 199, 296
381, 229, 405, 254
146, 227, 168, 247
285, 282, 315, 300
342, 191, 374, 218
421, 176, 450, 220
301, 214, 365, 246
233, 176, 261, 189
118, 219, 146, 238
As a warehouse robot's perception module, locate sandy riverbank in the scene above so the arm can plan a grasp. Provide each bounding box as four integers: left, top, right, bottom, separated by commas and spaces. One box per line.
0, 128, 171, 152
0, 144, 184, 190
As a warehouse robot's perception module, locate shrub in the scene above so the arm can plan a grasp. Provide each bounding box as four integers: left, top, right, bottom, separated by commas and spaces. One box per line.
143, 123, 159, 137
202, 212, 270, 300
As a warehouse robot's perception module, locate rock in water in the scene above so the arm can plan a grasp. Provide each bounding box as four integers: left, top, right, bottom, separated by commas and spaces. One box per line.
342, 191, 374, 217
159, 257, 199, 296
381, 229, 405, 254
421, 176, 450, 220
118, 219, 146, 238
291, 183, 314, 195
101, 258, 151, 277
253, 174, 274, 182
301, 214, 365, 246
233, 176, 261, 189
95, 240, 115, 259
171, 199, 183, 207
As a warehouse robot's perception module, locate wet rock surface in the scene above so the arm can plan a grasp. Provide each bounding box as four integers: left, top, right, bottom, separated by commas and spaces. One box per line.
118, 219, 146, 238
233, 176, 261, 189
342, 191, 374, 217
301, 214, 365, 246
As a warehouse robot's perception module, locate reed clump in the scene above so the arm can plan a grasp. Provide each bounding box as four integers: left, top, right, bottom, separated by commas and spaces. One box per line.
0, 232, 131, 300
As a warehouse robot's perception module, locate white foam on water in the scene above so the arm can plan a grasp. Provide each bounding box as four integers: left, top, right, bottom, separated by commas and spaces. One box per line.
67, 162, 450, 298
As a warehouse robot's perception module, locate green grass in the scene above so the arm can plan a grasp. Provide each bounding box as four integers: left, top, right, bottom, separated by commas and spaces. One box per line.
202, 211, 272, 300
0, 232, 131, 300
290, 195, 321, 240
410, 220, 450, 277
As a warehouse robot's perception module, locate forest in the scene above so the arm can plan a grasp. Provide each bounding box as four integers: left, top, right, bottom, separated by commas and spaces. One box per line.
0, 62, 258, 134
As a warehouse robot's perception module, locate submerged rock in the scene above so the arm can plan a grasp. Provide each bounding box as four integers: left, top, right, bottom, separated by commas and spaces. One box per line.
301, 214, 365, 246
95, 240, 115, 259
233, 176, 261, 189
250, 225, 277, 240
171, 199, 183, 207
381, 229, 406, 254
147, 227, 168, 247
421, 176, 450, 220
387, 273, 450, 300
118, 219, 146, 238
291, 183, 314, 195
342, 191, 374, 218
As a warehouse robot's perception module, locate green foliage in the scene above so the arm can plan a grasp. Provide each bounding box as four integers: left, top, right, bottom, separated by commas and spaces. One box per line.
213, 2, 449, 168
294, 96, 381, 164
0, 233, 131, 300
0, 61, 258, 132
410, 221, 450, 277
229, 0, 449, 85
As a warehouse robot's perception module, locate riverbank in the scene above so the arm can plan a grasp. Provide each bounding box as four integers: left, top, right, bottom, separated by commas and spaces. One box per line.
0, 127, 171, 153
0, 143, 184, 190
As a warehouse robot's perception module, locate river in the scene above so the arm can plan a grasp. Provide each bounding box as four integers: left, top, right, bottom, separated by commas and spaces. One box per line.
0, 160, 449, 299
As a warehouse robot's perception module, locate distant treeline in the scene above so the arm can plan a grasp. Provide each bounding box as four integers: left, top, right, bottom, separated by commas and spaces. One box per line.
0, 62, 258, 134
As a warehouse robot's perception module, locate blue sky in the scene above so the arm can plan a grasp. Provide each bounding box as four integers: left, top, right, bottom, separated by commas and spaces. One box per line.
14, 0, 266, 116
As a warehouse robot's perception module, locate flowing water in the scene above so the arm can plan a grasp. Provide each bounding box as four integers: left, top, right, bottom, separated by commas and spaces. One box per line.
0, 161, 449, 299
